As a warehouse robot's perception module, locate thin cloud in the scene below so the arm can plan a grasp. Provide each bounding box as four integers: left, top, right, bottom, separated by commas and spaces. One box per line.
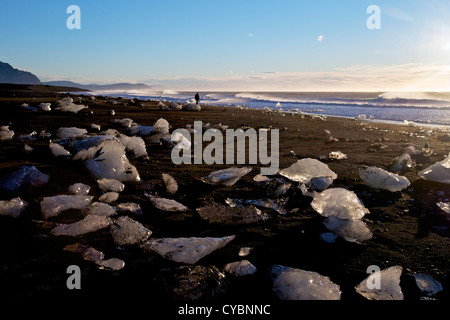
317, 35, 324, 42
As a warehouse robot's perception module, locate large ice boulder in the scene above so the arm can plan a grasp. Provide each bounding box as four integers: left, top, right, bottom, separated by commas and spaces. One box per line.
74, 139, 140, 182
279, 159, 337, 184
418, 153, 450, 184
142, 235, 235, 264
311, 188, 369, 220
359, 166, 410, 192
271, 265, 341, 300
355, 266, 403, 300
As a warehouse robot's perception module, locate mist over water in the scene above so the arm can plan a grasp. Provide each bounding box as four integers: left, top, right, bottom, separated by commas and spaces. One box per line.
94, 91, 450, 126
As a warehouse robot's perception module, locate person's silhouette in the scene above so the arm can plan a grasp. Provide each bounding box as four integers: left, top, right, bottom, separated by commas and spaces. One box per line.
195, 92, 200, 105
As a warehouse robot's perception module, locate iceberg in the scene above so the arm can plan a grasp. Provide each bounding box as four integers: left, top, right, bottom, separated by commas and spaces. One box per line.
68, 183, 91, 195
271, 265, 341, 300
142, 235, 235, 264
145, 193, 188, 211
355, 266, 403, 300
97, 178, 125, 193
418, 153, 450, 184
50, 215, 112, 236
311, 188, 369, 220
279, 159, 337, 184
359, 166, 410, 192
0, 165, 49, 194
74, 139, 140, 182
201, 167, 252, 187
323, 216, 372, 243
224, 260, 257, 276
0, 197, 28, 218
197, 203, 267, 225
110, 216, 152, 246
41, 195, 94, 219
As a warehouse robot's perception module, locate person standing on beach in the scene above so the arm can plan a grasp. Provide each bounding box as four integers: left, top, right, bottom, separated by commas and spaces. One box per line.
195, 92, 200, 105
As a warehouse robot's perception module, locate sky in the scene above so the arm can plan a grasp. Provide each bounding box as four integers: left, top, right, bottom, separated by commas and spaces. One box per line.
0, 0, 450, 91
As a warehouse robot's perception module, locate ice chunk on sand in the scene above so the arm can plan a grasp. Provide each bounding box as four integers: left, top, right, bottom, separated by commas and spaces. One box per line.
39, 103, 51, 111
201, 167, 252, 187
279, 159, 337, 184
64, 243, 105, 262
0, 126, 14, 141
418, 153, 450, 184
328, 151, 347, 160
311, 188, 369, 220
197, 203, 267, 225
51, 215, 112, 236
68, 183, 91, 195
82, 202, 116, 217
117, 202, 143, 215
110, 216, 152, 246
226, 198, 286, 215
238, 247, 252, 257
55, 97, 88, 113
271, 265, 341, 300
91, 123, 101, 131
55, 127, 88, 140
0, 197, 28, 218
49, 142, 71, 157
145, 193, 188, 211
224, 260, 257, 276
413, 274, 443, 297
96, 258, 125, 271
41, 195, 93, 219
437, 202, 450, 214
74, 139, 140, 182
70, 135, 116, 152
128, 125, 154, 136
118, 133, 148, 158
0, 165, 49, 194
97, 178, 124, 192
152, 118, 170, 134
359, 166, 410, 192
182, 103, 201, 111
142, 235, 235, 264
355, 266, 403, 300
323, 216, 372, 243
111, 118, 135, 128
99, 192, 119, 204
162, 173, 178, 194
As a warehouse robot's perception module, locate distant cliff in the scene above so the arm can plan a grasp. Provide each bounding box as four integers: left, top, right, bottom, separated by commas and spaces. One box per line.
0, 62, 41, 85
43, 81, 152, 92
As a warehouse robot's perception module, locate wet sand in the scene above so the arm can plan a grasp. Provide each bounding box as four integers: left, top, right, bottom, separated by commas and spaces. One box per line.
0, 88, 449, 308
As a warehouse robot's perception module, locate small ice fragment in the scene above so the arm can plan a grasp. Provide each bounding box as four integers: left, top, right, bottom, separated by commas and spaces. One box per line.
110, 216, 152, 246
413, 274, 443, 297
142, 235, 235, 264
224, 260, 257, 276
99, 192, 119, 204
0, 197, 28, 218
355, 266, 403, 300
41, 195, 94, 219
50, 215, 112, 236
68, 183, 91, 195
437, 202, 450, 214
418, 153, 450, 184
145, 193, 188, 211
97, 178, 125, 193
55, 127, 87, 140
0, 126, 14, 141
328, 151, 347, 160
238, 247, 252, 257
91, 123, 101, 131
271, 265, 341, 300
359, 166, 410, 192
117, 202, 143, 215
49, 142, 71, 157
162, 173, 178, 194
95, 258, 125, 271
197, 203, 267, 225
201, 167, 252, 187
64, 243, 105, 262
39, 103, 51, 111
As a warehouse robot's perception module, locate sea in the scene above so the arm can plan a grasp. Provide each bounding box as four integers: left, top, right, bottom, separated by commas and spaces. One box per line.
88, 91, 450, 128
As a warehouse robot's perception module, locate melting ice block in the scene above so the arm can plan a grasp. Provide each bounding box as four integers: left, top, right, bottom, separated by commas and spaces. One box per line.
201, 167, 252, 187
41, 195, 94, 219
97, 178, 125, 192
110, 216, 152, 246
152, 118, 170, 134
418, 153, 450, 184
142, 235, 235, 264
355, 266, 403, 300
74, 139, 140, 182
279, 158, 337, 184
323, 216, 372, 243
311, 188, 369, 220
51, 215, 112, 236
359, 166, 410, 192
271, 265, 341, 300
224, 260, 257, 276
55, 97, 88, 113
118, 133, 148, 158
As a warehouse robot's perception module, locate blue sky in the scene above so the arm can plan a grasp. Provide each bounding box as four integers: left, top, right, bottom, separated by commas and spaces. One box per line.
1, 0, 449, 91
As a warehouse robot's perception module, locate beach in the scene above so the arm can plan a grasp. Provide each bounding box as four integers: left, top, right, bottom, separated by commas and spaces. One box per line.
0, 85, 449, 305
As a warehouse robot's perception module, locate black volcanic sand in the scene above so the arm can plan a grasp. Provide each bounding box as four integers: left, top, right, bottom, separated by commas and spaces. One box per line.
0, 89, 449, 307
